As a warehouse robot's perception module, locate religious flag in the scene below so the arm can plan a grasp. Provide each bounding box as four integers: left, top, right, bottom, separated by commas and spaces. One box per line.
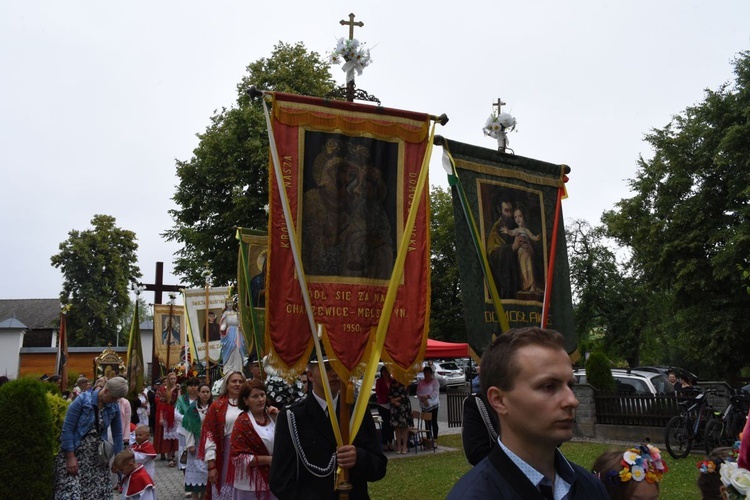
263, 92, 434, 385
125, 300, 145, 401
441, 138, 576, 357
183, 286, 230, 365
56, 309, 68, 394
153, 304, 184, 370
236, 228, 267, 359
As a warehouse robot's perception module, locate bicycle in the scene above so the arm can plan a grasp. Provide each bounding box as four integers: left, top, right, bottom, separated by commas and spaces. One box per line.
705, 393, 749, 455
664, 389, 717, 459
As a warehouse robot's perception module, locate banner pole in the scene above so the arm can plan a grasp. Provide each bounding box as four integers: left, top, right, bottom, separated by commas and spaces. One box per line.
204, 278, 211, 385
541, 185, 564, 328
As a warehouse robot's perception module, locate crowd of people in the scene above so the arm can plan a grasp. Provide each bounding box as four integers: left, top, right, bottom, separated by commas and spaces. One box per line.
48, 326, 750, 499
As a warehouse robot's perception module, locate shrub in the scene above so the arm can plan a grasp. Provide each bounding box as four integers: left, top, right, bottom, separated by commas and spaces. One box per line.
585, 352, 616, 391
0, 377, 55, 497
46, 392, 71, 455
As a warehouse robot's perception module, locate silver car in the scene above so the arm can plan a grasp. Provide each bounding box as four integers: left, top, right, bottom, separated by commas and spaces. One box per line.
416, 360, 465, 389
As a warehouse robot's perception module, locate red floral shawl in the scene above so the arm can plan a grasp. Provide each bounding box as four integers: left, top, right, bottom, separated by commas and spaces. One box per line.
226, 411, 271, 496
198, 395, 230, 499
156, 384, 179, 428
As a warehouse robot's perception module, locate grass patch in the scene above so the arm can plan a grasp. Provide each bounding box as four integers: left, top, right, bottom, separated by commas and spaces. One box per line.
368, 435, 702, 499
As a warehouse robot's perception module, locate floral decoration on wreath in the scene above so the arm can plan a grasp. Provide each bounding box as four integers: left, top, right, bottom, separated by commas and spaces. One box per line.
329, 37, 372, 83
604, 444, 668, 484
265, 375, 306, 409
719, 461, 750, 499
483, 111, 517, 151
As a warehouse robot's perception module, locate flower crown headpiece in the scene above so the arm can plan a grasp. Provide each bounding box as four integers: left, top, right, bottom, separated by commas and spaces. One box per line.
605, 444, 669, 484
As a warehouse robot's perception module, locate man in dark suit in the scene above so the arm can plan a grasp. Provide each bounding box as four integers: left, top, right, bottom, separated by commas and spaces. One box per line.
270, 352, 387, 499
448, 328, 608, 499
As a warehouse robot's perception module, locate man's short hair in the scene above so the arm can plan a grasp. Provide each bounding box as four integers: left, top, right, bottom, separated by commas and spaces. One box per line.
480, 327, 566, 393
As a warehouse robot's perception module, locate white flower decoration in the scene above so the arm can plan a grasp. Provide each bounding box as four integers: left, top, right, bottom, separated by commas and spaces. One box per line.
329, 37, 372, 83
483, 112, 517, 151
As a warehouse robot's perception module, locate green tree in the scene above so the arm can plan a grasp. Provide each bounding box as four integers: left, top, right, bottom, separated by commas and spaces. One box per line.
567, 219, 664, 367
51, 214, 141, 346
0, 377, 54, 496
603, 51, 750, 378
429, 186, 466, 342
585, 351, 616, 391
165, 41, 336, 286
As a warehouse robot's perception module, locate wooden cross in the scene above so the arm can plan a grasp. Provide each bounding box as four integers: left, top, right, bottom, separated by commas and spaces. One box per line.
142, 262, 182, 305
493, 98, 507, 114
340, 13, 364, 40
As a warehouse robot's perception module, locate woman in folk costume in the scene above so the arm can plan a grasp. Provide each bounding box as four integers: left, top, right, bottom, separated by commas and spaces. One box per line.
199, 370, 247, 500
176, 377, 201, 471
228, 379, 280, 499
155, 371, 181, 465
183, 383, 213, 499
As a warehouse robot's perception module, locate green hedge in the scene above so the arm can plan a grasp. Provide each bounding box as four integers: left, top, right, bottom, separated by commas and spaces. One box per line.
46, 392, 71, 455
585, 352, 616, 391
0, 377, 55, 497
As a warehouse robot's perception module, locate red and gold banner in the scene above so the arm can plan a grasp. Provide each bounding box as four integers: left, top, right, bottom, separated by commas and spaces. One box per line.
265, 93, 432, 381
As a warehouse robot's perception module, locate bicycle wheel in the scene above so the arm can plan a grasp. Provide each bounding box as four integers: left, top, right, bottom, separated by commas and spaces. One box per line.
665, 415, 693, 459
705, 419, 723, 455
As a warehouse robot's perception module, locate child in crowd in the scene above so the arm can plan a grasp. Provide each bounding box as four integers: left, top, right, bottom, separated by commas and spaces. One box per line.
592, 443, 668, 500
131, 425, 157, 480
113, 449, 156, 500
696, 447, 735, 500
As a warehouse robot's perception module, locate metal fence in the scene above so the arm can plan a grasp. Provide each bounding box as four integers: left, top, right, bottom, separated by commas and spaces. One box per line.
446, 386, 470, 428
594, 392, 686, 427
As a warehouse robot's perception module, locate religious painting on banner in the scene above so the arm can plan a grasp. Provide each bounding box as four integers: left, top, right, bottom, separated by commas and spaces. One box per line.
443, 138, 576, 357
265, 92, 432, 382
183, 287, 230, 364
153, 304, 184, 367
236, 229, 267, 358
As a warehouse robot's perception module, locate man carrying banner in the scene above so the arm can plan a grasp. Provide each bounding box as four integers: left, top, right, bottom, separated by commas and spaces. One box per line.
269, 350, 386, 499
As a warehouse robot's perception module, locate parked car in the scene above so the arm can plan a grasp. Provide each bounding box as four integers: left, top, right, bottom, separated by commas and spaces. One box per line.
634, 365, 699, 386
573, 368, 675, 396
414, 360, 465, 389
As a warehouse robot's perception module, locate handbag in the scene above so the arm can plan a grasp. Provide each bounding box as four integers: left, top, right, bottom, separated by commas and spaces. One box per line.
98, 438, 115, 465
180, 450, 188, 465
92, 400, 115, 465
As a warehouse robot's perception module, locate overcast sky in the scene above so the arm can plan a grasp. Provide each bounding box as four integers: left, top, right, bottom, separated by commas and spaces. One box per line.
1, 1, 748, 302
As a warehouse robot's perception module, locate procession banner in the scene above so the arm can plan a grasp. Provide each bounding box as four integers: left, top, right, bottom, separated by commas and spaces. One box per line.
442, 138, 576, 356
125, 300, 145, 400
265, 92, 432, 383
183, 287, 230, 364
236, 228, 267, 359
153, 304, 185, 369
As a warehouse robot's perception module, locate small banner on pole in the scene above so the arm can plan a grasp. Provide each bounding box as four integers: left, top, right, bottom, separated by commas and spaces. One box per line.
265, 92, 432, 382
153, 304, 185, 368
125, 301, 145, 400
442, 138, 576, 357
56, 311, 68, 393
183, 287, 230, 364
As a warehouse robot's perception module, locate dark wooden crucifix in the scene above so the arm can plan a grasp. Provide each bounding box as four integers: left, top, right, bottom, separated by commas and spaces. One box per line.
493, 97, 507, 115
141, 261, 182, 382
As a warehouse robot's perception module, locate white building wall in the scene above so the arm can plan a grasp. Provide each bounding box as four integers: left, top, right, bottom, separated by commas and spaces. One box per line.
0, 328, 24, 378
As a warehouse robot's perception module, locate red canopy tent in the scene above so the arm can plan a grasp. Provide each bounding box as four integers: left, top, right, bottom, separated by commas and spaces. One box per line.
424, 338, 469, 359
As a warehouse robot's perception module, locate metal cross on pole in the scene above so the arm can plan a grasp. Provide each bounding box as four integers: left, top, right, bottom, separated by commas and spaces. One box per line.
493, 97, 507, 114
339, 12, 363, 40
339, 13, 364, 102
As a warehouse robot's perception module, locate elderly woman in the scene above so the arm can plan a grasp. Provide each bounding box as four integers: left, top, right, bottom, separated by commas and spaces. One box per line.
199, 370, 247, 500
228, 379, 279, 499
53, 376, 128, 499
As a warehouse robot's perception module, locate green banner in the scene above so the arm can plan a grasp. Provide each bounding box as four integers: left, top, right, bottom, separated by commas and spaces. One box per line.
443, 138, 576, 356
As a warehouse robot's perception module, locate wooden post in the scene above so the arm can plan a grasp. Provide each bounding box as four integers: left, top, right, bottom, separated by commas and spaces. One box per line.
204, 278, 211, 385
